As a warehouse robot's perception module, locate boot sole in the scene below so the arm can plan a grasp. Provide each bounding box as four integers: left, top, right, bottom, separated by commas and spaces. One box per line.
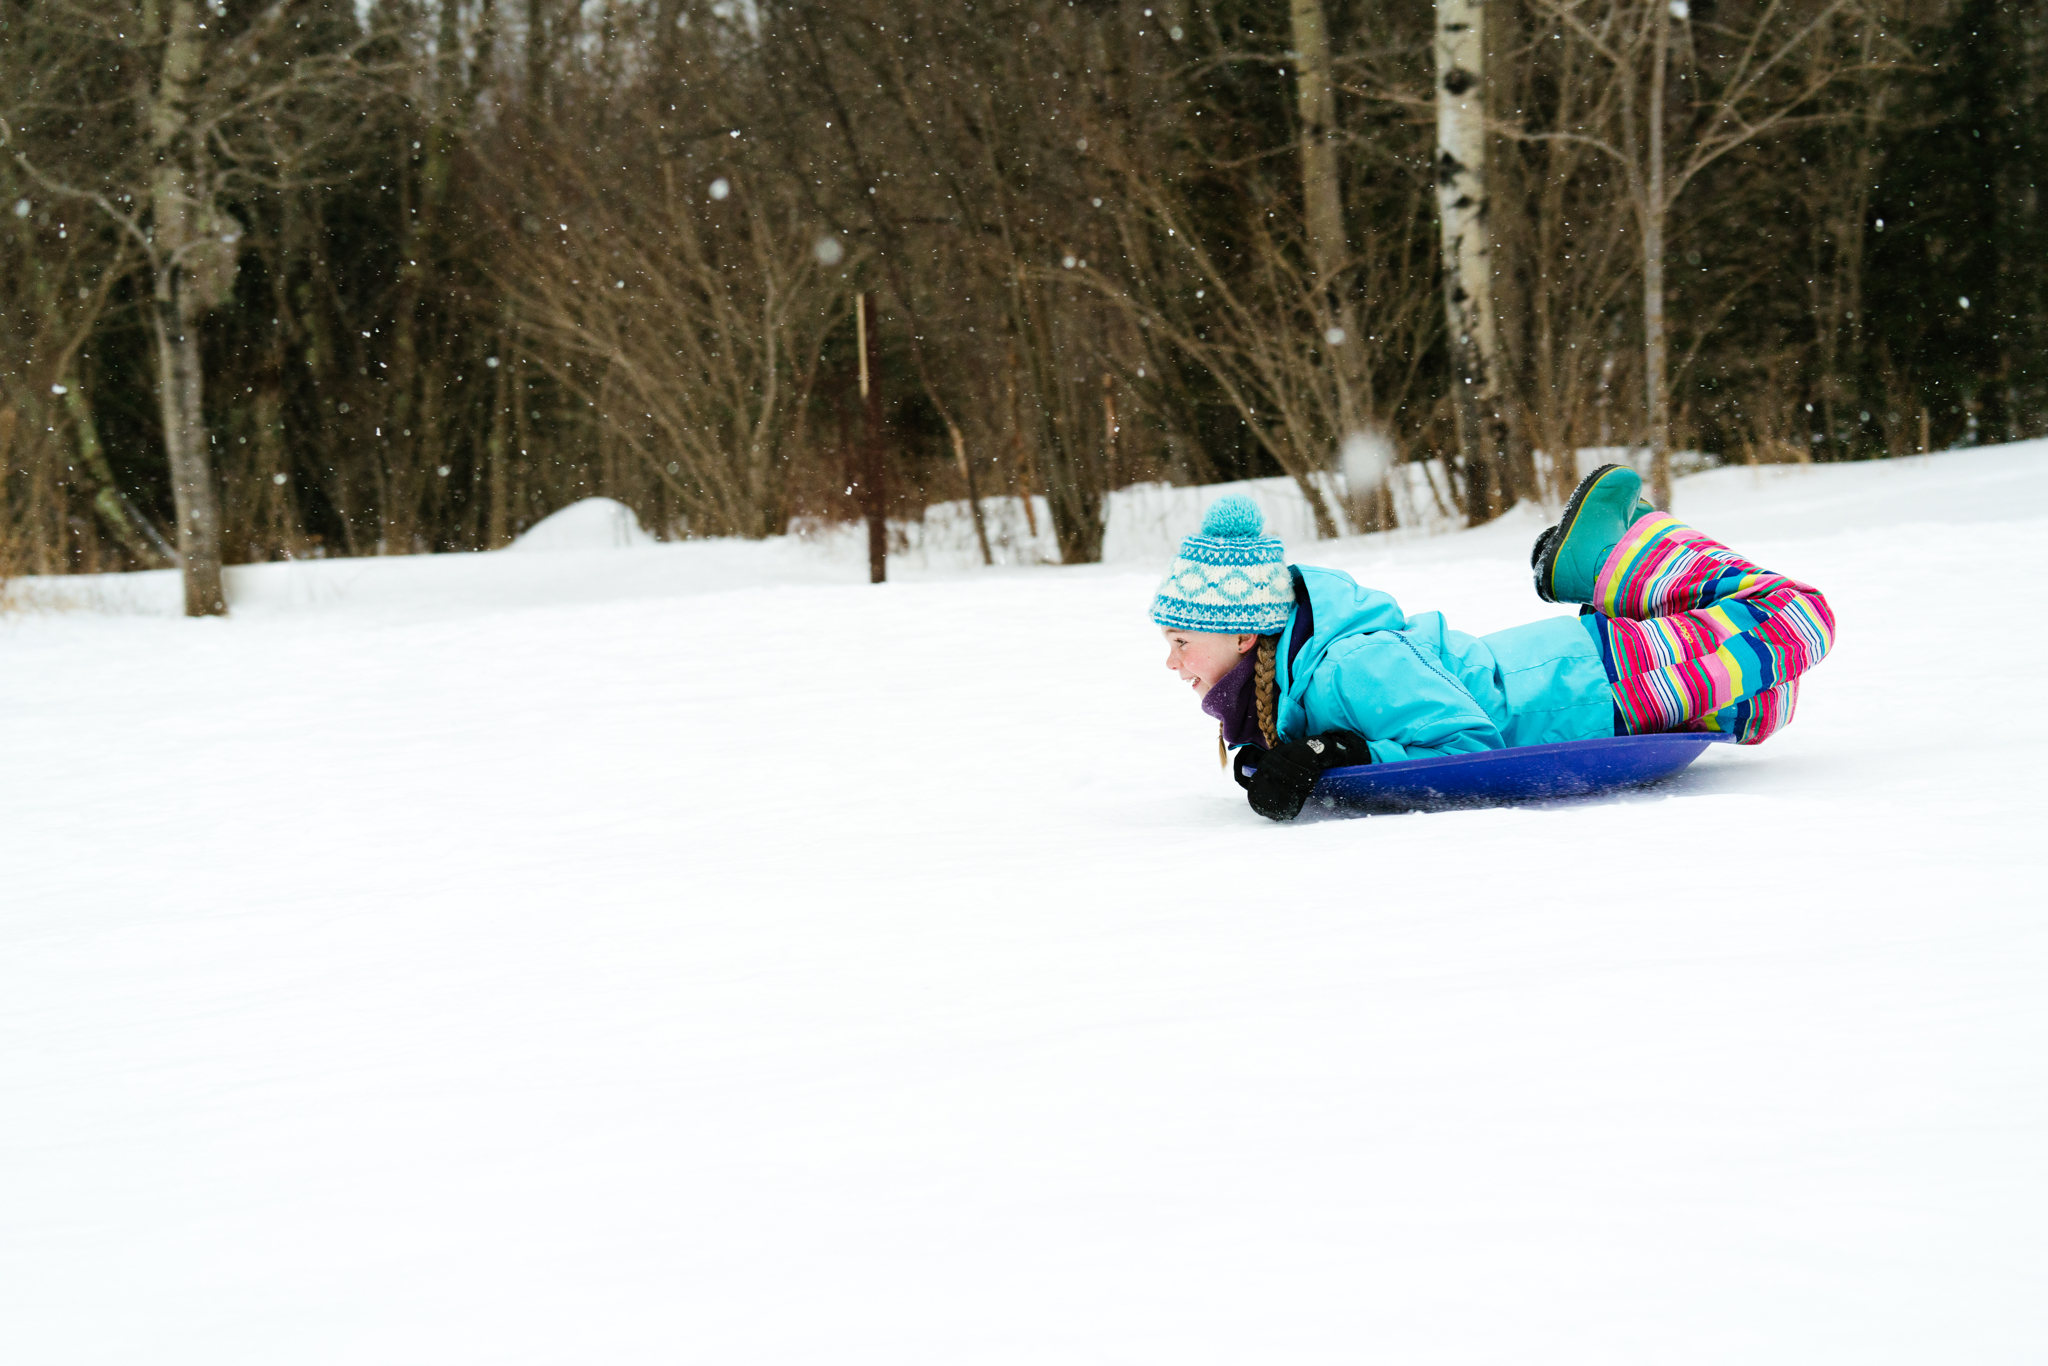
1535, 463, 1629, 603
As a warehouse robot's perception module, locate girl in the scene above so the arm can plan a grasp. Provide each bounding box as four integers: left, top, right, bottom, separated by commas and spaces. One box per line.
1154, 465, 1836, 821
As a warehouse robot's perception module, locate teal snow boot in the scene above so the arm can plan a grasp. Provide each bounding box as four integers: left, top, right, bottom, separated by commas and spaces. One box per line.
1531, 464, 1651, 604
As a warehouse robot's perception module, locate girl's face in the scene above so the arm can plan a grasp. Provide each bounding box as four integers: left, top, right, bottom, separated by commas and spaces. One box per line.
1161, 627, 1257, 699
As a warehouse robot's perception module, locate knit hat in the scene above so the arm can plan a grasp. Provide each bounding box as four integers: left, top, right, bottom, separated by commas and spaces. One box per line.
1150, 494, 1293, 634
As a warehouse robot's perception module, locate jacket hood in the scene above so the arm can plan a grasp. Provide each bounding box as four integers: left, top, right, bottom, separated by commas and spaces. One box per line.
1275, 566, 1410, 727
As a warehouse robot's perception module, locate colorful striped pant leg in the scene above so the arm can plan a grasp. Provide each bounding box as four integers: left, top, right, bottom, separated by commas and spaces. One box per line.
1584, 513, 1836, 745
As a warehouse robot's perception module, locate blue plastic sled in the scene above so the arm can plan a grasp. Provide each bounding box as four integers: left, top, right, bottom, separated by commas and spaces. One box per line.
1300, 731, 1736, 814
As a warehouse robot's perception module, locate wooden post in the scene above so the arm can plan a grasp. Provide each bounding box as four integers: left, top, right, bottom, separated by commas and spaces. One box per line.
486, 343, 512, 547
1101, 372, 1119, 490
857, 293, 887, 584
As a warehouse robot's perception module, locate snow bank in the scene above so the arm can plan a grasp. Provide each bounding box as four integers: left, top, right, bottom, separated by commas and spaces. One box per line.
504, 496, 657, 553
19, 445, 2038, 621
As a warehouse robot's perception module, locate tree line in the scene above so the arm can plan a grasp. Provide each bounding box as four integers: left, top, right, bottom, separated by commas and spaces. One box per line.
2, 0, 2041, 611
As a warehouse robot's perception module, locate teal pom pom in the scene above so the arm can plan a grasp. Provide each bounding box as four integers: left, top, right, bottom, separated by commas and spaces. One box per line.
1199, 494, 1264, 541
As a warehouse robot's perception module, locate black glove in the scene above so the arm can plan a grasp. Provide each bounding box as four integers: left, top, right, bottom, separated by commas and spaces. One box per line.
1244, 730, 1372, 822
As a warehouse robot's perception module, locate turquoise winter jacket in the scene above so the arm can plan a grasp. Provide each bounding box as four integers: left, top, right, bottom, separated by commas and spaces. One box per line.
1271, 565, 1615, 765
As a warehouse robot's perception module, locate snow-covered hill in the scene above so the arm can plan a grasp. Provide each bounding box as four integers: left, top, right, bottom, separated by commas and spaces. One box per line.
3, 445, 2044, 1363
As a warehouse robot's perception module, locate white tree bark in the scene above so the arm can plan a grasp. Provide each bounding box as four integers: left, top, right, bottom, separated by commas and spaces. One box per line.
1434, 0, 1509, 521
147, 0, 235, 615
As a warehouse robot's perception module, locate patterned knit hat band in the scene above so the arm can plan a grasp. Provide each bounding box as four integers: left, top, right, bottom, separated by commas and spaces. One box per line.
1150, 494, 1292, 635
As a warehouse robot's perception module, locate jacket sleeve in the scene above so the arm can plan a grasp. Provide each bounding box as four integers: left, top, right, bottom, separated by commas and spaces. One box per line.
1299, 631, 1505, 764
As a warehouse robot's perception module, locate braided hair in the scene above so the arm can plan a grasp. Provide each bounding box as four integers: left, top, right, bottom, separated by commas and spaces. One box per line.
1253, 635, 1279, 748
1217, 634, 1284, 768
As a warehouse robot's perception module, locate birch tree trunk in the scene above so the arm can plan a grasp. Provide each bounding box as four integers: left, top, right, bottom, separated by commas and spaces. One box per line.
1287, 0, 1349, 539
148, 0, 230, 615
1434, 0, 1510, 523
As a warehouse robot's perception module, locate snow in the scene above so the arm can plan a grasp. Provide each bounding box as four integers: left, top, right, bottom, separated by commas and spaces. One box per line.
504, 496, 658, 553
3, 444, 2046, 1363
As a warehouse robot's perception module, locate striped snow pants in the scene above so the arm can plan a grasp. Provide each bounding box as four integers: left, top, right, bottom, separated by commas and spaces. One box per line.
1583, 513, 1836, 745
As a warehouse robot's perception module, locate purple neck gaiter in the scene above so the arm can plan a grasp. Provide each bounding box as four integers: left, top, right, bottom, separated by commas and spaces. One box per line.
1200, 648, 1264, 749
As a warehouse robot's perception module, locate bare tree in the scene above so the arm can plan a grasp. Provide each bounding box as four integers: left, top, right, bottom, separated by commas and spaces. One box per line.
1093, 151, 1441, 540
1087, 5, 1443, 539
0, 180, 166, 572
1518, 0, 1870, 505
1290, 0, 1373, 524
495, 123, 846, 539
4, 0, 389, 612
760, 0, 1171, 563
1492, 3, 1643, 500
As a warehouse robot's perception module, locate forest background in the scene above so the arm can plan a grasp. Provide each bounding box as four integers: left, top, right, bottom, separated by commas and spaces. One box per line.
2, 0, 2041, 614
